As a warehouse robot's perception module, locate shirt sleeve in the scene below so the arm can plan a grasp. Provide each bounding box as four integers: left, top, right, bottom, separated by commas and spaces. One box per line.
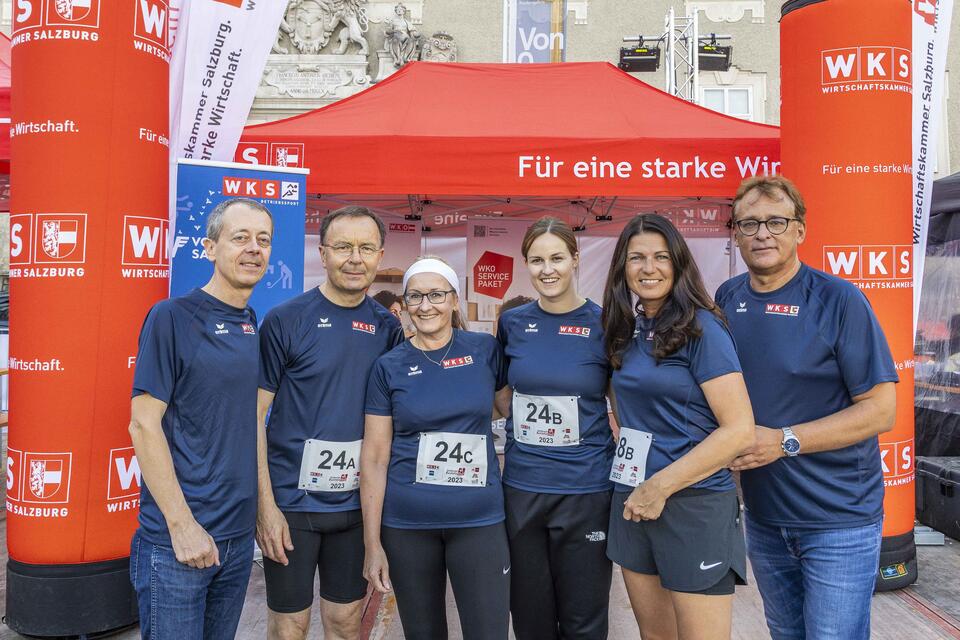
489, 334, 508, 390
388, 315, 405, 349
131, 302, 178, 403
364, 358, 393, 416
687, 312, 743, 385
496, 314, 509, 352
834, 289, 899, 396
258, 309, 287, 393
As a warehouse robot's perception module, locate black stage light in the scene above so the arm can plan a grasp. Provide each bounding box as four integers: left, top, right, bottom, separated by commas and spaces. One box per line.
698, 43, 732, 71
619, 45, 661, 72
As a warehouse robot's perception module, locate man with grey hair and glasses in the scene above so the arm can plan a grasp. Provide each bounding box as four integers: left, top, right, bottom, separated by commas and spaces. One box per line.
716, 176, 898, 640
256, 205, 402, 640
128, 197, 274, 638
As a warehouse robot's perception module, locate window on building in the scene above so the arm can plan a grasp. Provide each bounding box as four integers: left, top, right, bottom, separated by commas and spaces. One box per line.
701, 86, 753, 121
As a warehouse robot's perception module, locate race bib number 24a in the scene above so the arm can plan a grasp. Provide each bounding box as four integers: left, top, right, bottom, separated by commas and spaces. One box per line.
298, 439, 361, 492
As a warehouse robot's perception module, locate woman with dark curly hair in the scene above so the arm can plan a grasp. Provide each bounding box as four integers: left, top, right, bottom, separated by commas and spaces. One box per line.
601, 214, 755, 640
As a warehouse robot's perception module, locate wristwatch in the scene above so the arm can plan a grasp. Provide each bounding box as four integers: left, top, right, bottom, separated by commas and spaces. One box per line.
781, 427, 801, 457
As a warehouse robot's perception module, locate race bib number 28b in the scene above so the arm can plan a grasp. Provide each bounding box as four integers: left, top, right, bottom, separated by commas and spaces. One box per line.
416, 432, 488, 487
298, 439, 362, 492
609, 428, 653, 487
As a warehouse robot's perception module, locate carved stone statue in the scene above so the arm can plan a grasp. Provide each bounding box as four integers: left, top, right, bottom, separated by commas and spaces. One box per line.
384, 3, 421, 67
332, 0, 370, 55
274, 0, 369, 56
421, 31, 458, 63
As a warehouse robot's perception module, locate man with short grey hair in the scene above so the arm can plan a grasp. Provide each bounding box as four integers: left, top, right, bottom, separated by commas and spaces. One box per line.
128, 198, 274, 638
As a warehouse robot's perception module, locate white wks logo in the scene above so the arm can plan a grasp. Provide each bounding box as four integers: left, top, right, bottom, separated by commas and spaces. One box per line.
107, 447, 141, 513
242, 323, 256, 335
317, 317, 332, 328
134, 0, 171, 59
525, 323, 538, 333
123, 216, 169, 266
736, 302, 747, 313
823, 245, 912, 282
821, 46, 911, 92
408, 365, 422, 377
107, 447, 141, 500
214, 322, 229, 335
559, 325, 590, 338
352, 320, 376, 335
765, 304, 800, 317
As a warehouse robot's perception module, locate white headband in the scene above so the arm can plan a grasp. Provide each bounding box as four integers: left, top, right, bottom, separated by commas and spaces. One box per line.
402, 259, 461, 297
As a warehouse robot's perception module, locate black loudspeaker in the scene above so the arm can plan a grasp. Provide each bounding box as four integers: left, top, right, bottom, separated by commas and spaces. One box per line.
619, 46, 661, 72
698, 44, 733, 71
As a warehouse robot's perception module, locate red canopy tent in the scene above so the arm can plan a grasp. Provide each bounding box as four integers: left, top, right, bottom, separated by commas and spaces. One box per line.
238, 62, 780, 201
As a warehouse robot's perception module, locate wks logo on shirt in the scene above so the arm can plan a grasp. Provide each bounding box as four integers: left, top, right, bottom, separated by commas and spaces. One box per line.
765, 304, 800, 317
352, 321, 376, 335
442, 356, 474, 369
559, 325, 590, 337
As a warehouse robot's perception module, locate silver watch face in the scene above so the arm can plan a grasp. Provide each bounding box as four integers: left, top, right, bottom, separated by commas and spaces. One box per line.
783, 438, 801, 455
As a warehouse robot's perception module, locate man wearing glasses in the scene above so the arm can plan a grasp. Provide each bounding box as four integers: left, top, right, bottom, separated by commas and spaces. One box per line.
715, 176, 898, 640
256, 206, 402, 640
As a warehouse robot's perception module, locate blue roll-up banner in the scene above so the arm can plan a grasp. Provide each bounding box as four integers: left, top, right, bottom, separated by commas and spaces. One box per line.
172, 159, 308, 320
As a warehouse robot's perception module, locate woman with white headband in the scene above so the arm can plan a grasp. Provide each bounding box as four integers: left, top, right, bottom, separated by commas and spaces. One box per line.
360, 255, 511, 639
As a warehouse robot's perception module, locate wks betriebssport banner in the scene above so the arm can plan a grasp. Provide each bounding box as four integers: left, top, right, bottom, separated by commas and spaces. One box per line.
172, 159, 308, 320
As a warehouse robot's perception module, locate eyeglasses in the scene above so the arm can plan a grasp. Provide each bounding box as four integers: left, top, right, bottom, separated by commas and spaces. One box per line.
403, 290, 455, 306
733, 217, 801, 236
323, 243, 381, 257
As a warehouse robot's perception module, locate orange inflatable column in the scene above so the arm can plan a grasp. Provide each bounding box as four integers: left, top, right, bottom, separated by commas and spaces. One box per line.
7, 0, 170, 632
781, 0, 916, 590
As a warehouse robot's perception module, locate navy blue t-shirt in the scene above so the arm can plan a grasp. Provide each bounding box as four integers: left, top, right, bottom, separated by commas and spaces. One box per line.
365, 330, 507, 529
259, 289, 402, 512
132, 288, 259, 545
611, 309, 742, 494
716, 264, 898, 528
497, 300, 613, 494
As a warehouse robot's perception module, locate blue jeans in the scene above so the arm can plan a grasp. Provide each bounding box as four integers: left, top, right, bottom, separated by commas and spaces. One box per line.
130, 529, 254, 640
745, 515, 881, 640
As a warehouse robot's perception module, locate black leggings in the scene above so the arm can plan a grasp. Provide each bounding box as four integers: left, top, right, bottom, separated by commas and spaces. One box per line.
380, 523, 511, 640
504, 486, 613, 639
